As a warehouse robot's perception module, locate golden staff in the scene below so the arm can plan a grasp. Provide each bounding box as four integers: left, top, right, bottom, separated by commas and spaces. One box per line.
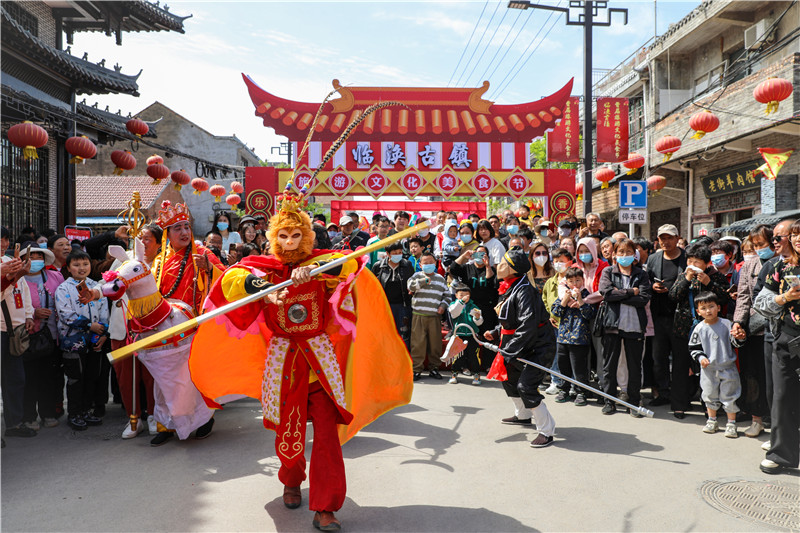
108, 220, 431, 363
118, 191, 148, 241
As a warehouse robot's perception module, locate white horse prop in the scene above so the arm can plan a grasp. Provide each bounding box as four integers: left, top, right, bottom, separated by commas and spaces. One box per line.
102, 239, 213, 440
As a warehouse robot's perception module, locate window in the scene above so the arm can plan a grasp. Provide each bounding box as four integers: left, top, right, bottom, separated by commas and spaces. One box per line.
717, 209, 753, 229
1, 138, 50, 237
5, 3, 38, 37
628, 97, 645, 152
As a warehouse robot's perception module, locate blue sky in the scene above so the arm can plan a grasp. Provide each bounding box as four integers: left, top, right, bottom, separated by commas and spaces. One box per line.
75, 1, 699, 161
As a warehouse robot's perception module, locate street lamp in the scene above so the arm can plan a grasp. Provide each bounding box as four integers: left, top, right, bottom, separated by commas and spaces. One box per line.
271, 142, 293, 166
507, 1, 627, 214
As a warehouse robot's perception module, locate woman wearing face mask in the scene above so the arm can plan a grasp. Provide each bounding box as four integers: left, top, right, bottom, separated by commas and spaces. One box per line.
576, 237, 610, 392
475, 220, 505, 266
451, 245, 499, 372
731, 224, 774, 438
710, 240, 738, 316
527, 241, 554, 292
458, 223, 479, 254
598, 238, 652, 416
212, 211, 241, 253
739, 237, 756, 266
20, 243, 63, 430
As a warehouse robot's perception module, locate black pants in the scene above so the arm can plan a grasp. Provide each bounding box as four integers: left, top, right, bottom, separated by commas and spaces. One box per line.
767, 332, 800, 468
1, 331, 26, 428
452, 337, 482, 374
641, 336, 654, 389
502, 357, 547, 409
93, 347, 111, 409
670, 335, 695, 412
602, 334, 643, 407
764, 333, 774, 411
556, 343, 590, 393
23, 348, 58, 421
737, 335, 769, 418
62, 350, 102, 417
652, 315, 677, 398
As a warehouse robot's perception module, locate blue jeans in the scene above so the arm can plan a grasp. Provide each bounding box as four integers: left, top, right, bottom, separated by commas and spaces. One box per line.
2, 331, 27, 428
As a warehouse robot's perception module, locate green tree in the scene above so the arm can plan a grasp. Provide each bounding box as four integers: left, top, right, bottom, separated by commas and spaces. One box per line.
529, 138, 578, 170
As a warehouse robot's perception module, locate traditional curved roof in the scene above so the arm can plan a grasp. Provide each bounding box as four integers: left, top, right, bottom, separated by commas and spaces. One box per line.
1, 7, 141, 96
56, 0, 191, 36
243, 74, 574, 143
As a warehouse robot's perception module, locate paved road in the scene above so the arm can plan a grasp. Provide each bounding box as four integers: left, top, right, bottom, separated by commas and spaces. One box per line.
2, 375, 797, 532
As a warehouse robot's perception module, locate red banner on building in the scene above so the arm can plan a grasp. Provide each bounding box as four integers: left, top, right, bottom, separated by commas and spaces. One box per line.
546, 97, 580, 162
597, 97, 629, 163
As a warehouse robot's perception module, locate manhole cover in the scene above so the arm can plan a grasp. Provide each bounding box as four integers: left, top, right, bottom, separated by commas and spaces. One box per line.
700, 479, 800, 531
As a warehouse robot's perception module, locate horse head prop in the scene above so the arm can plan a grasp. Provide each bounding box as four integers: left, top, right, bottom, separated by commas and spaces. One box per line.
101, 238, 157, 301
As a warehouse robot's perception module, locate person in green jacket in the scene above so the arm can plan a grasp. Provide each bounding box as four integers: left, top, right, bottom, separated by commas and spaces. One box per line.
448, 282, 484, 385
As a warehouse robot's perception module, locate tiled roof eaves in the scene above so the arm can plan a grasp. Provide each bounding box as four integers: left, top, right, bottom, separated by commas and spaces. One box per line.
126, 0, 191, 33
1, 7, 140, 96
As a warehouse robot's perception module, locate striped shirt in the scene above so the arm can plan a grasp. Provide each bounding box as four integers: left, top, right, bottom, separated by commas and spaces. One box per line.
407, 271, 451, 316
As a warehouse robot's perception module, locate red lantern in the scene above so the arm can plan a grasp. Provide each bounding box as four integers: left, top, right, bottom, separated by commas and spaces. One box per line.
647, 175, 667, 195
111, 150, 136, 175
655, 135, 681, 162
226, 194, 242, 207
575, 182, 583, 201
191, 178, 209, 195
754, 77, 793, 114
623, 152, 644, 175
230, 181, 244, 194
146, 154, 163, 166
689, 110, 719, 140
595, 167, 615, 189
126, 118, 149, 137
65, 135, 96, 164
170, 169, 191, 191
209, 184, 226, 202
147, 163, 170, 185
7, 121, 48, 160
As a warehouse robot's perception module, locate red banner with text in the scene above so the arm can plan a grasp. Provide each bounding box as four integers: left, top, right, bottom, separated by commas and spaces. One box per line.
596, 97, 629, 163
546, 97, 580, 163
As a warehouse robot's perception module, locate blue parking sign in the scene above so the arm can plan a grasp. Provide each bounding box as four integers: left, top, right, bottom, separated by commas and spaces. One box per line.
619, 181, 648, 209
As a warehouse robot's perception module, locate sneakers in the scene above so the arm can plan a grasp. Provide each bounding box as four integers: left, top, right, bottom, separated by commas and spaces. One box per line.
312, 511, 341, 531
530, 434, 554, 448
471, 375, 481, 386
448, 374, 458, 384
122, 418, 144, 439
82, 411, 103, 426
5, 424, 37, 437
42, 417, 59, 428
501, 416, 532, 426
761, 440, 771, 451
150, 431, 174, 447
629, 408, 644, 418
413, 372, 423, 381
724, 422, 738, 439
744, 421, 764, 438
147, 415, 157, 435
759, 459, 783, 475
545, 383, 559, 395
68, 415, 88, 431
619, 391, 630, 403
703, 419, 719, 434
555, 391, 569, 403
194, 417, 215, 439
574, 393, 587, 407
24, 420, 40, 431
601, 403, 616, 415
428, 369, 443, 380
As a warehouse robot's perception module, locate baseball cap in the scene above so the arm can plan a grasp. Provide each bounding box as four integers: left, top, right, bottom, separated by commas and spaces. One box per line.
657, 224, 679, 237
558, 219, 575, 229
339, 215, 354, 226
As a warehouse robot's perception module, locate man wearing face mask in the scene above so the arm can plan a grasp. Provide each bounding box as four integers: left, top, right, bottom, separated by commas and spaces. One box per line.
484, 247, 557, 447
556, 220, 577, 246
413, 218, 439, 256
710, 240, 738, 319
372, 242, 415, 349
500, 215, 520, 249
534, 220, 555, 248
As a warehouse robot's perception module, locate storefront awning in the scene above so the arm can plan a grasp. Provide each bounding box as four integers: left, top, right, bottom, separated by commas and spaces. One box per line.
76, 217, 123, 225
713, 209, 800, 234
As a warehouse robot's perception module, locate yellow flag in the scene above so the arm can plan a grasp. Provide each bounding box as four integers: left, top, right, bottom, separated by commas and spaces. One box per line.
756, 148, 794, 181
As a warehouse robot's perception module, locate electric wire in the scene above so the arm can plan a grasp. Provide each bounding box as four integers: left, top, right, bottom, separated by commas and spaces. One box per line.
447, 0, 490, 87
474, 8, 525, 86
454, 0, 502, 87
460, 6, 511, 87
483, 7, 537, 87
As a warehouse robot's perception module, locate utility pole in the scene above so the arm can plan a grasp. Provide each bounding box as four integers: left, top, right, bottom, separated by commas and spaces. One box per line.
507, 1, 628, 215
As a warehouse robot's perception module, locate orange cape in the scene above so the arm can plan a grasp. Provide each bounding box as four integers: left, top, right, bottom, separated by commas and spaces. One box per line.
188, 252, 413, 444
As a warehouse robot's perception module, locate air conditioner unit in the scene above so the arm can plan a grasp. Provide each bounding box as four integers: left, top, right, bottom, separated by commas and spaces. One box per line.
744, 18, 775, 50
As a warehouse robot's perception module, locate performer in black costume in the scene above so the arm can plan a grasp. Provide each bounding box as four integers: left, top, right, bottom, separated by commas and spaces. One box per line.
485, 246, 557, 448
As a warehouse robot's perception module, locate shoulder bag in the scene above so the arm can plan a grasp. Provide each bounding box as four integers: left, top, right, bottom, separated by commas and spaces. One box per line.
25, 272, 56, 360
2, 299, 29, 357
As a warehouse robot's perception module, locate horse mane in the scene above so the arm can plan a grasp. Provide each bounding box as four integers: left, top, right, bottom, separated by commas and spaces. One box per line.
126, 289, 164, 318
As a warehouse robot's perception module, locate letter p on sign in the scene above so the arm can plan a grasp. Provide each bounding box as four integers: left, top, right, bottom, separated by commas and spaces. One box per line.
619, 181, 647, 209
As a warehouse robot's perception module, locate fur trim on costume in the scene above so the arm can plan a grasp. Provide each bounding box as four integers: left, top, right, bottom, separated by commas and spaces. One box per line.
268, 210, 315, 265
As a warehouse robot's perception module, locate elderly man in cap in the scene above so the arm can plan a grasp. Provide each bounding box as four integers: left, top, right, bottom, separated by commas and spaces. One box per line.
485, 247, 557, 448
645, 224, 687, 407
332, 215, 368, 251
